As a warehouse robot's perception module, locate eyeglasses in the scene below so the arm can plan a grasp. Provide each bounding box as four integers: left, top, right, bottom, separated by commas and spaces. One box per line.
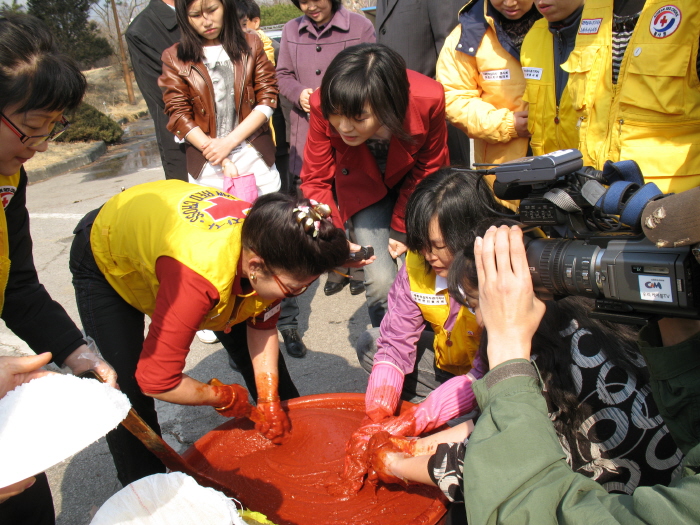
0, 112, 70, 147
271, 272, 316, 298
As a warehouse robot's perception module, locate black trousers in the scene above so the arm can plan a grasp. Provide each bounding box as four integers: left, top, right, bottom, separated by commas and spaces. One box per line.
69, 210, 299, 486
0, 473, 55, 525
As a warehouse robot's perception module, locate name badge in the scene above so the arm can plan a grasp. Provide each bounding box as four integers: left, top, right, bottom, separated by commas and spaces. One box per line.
411, 292, 447, 306
522, 67, 543, 80
579, 18, 603, 34
263, 302, 282, 322
481, 69, 511, 81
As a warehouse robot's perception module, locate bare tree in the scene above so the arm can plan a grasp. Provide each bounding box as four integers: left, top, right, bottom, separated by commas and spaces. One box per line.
92, 0, 148, 58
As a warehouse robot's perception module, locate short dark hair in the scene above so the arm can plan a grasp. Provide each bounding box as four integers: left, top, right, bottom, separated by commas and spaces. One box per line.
242, 193, 349, 278
0, 14, 86, 113
405, 168, 509, 258
242, 0, 260, 19
291, 0, 341, 13
176, 0, 250, 64
320, 43, 410, 142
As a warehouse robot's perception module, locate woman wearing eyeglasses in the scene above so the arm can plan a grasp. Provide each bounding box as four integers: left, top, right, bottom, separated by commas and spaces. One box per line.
0, 14, 118, 525
69, 181, 349, 486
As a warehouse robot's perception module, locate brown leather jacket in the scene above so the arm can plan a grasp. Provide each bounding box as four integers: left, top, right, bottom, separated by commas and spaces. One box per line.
158, 31, 278, 177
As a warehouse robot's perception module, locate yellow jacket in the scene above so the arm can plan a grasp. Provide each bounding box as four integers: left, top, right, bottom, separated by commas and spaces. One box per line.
0, 171, 21, 315
91, 180, 272, 331
256, 29, 275, 66
405, 252, 481, 376
521, 19, 581, 157
564, 0, 700, 192
437, 0, 529, 166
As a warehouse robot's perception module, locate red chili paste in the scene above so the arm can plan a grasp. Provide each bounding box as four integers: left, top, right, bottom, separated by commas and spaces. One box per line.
183, 394, 446, 525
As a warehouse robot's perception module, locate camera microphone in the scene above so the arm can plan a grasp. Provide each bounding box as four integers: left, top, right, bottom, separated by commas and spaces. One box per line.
642, 187, 700, 248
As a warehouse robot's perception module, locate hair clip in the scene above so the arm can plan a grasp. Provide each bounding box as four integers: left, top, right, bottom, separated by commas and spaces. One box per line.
293, 200, 332, 238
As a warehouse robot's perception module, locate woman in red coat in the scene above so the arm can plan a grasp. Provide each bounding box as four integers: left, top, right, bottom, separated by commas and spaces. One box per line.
301, 43, 449, 327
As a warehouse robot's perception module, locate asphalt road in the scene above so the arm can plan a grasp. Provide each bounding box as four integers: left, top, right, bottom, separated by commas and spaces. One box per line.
0, 163, 373, 524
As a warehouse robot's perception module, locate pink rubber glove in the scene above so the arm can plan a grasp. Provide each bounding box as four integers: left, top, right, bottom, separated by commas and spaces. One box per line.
337, 374, 478, 494
365, 362, 404, 423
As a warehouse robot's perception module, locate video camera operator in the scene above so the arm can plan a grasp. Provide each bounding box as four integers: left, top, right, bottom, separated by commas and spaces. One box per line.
458, 224, 700, 524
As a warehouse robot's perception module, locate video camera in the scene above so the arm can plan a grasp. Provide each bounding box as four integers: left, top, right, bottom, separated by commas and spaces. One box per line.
485, 149, 700, 324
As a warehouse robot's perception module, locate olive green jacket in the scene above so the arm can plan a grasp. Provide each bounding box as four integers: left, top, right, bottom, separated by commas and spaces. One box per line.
463, 328, 700, 525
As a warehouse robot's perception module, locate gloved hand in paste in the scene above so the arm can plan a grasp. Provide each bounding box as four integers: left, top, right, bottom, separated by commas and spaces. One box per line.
339, 377, 476, 494
365, 362, 403, 423
63, 337, 118, 388
255, 397, 291, 444
366, 431, 417, 486
209, 378, 253, 418
254, 371, 291, 444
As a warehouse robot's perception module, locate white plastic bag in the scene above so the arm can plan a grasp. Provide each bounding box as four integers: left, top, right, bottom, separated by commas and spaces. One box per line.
0, 373, 130, 488
90, 472, 245, 525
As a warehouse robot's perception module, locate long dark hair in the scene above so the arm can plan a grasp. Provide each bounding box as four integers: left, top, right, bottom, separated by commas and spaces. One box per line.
242, 193, 349, 278
320, 43, 411, 142
0, 14, 86, 113
405, 168, 509, 264
448, 218, 646, 445
176, 0, 250, 64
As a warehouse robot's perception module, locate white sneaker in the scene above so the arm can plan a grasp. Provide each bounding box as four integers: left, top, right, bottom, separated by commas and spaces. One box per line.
196, 329, 219, 344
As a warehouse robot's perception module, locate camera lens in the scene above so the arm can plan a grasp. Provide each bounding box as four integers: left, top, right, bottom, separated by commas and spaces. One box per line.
525, 238, 602, 298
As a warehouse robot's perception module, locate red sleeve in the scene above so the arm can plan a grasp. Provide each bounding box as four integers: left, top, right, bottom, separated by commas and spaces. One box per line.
299, 91, 344, 229
391, 92, 450, 234
135, 257, 220, 394
246, 299, 282, 330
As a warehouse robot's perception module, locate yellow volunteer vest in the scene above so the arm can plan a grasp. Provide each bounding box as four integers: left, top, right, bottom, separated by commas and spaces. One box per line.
0, 171, 21, 315
521, 19, 581, 156
563, 0, 700, 192
405, 251, 481, 376
91, 180, 273, 331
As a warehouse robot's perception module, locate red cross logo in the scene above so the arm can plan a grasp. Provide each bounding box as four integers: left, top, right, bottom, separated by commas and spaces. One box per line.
202, 197, 247, 221
0, 192, 13, 208
659, 15, 668, 25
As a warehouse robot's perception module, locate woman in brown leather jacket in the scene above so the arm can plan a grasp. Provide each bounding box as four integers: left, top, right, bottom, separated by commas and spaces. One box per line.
158, 0, 279, 193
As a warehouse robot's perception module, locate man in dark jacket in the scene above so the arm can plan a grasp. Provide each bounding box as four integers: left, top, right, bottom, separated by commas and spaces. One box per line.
126, 0, 187, 181
376, 0, 471, 165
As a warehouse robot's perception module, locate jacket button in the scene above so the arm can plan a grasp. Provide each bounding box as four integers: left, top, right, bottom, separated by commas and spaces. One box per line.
381, 27, 386, 35
176, 130, 181, 135
315, 69, 321, 75
316, 45, 321, 52
250, 99, 254, 104
341, 168, 349, 175
200, 108, 205, 114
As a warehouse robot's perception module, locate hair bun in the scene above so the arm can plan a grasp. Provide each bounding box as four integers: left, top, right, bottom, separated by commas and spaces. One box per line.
293, 201, 332, 238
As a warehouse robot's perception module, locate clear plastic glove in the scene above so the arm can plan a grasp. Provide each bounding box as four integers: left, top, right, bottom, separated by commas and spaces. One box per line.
366, 431, 414, 486
337, 408, 421, 494
209, 378, 253, 418
254, 398, 291, 444
62, 337, 118, 388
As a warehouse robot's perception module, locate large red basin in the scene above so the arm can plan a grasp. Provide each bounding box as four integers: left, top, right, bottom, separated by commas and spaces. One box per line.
183, 393, 447, 525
